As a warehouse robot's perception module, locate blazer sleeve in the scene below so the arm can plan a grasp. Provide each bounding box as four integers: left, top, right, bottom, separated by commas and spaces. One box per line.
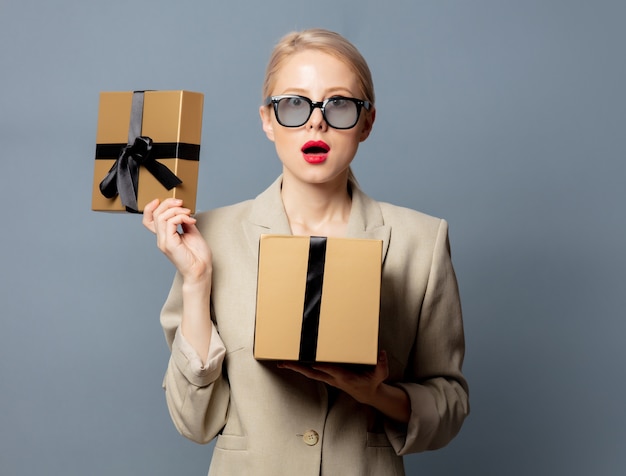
160, 272, 230, 444
385, 219, 470, 454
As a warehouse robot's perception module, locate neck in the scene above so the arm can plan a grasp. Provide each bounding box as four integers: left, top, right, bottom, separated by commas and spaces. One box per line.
281, 172, 352, 237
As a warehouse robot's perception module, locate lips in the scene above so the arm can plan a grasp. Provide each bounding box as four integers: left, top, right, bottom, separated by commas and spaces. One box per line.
301, 141, 330, 164
301, 140, 330, 154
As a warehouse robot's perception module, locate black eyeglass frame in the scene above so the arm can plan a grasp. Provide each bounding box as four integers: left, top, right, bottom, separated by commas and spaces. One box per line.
264, 95, 372, 130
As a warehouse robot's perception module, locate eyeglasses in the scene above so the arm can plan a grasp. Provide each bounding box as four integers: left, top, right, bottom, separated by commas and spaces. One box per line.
265, 95, 371, 130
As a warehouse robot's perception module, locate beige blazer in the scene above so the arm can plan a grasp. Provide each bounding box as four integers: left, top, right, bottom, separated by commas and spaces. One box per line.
160, 176, 469, 476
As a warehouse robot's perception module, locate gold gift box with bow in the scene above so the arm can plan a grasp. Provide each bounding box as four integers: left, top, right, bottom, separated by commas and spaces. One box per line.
91, 90, 204, 213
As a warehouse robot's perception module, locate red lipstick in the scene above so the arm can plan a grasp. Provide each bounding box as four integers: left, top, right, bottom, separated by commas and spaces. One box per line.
301, 140, 330, 164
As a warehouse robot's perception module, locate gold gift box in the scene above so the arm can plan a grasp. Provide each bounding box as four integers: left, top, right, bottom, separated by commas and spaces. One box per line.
254, 234, 382, 365
91, 90, 204, 213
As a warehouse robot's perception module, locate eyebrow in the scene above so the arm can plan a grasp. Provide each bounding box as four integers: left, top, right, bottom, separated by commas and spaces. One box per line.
277, 87, 357, 98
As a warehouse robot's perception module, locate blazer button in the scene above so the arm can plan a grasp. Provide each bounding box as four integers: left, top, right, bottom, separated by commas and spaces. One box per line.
302, 430, 319, 446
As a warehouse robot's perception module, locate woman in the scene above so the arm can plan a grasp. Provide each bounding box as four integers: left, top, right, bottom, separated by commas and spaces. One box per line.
143, 28, 469, 476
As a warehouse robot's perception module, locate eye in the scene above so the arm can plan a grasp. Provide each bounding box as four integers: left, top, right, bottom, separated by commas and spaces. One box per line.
328, 97, 350, 108
285, 96, 304, 107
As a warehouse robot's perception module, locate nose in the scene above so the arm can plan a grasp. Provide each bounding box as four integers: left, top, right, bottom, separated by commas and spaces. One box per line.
308, 105, 327, 130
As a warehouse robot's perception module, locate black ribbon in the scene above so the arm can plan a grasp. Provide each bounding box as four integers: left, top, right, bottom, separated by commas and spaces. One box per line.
98, 91, 183, 213
299, 236, 327, 362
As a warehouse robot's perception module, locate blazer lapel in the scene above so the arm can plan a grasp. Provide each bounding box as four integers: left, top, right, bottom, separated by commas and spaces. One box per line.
242, 176, 291, 256
346, 183, 391, 264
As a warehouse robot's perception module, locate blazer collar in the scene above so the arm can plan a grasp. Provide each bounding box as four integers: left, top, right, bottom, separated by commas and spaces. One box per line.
243, 176, 391, 263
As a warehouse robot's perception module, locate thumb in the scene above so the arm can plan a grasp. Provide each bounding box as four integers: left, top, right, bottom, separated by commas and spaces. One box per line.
142, 198, 160, 233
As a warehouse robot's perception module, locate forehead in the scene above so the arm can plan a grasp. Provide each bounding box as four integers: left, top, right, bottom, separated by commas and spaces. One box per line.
271, 50, 360, 96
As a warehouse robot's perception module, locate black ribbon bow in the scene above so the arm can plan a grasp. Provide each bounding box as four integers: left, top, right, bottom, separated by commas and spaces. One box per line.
98, 91, 182, 212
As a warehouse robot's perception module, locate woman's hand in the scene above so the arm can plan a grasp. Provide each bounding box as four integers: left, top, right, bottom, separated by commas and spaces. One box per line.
144, 198, 214, 361
142, 198, 212, 282
278, 350, 411, 422
279, 350, 389, 403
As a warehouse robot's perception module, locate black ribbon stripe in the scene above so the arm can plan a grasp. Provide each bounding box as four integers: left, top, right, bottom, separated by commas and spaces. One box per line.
95, 142, 200, 161
299, 236, 327, 362
97, 91, 187, 213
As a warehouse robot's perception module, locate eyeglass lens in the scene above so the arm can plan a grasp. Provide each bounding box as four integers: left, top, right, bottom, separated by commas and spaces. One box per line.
276, 97, 360, 129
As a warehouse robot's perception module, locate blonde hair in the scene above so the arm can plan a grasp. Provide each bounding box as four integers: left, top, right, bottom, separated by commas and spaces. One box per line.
262, 28, 375, 104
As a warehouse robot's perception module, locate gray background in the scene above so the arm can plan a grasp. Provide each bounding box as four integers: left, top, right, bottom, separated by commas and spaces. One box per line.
1, 0, 624, 475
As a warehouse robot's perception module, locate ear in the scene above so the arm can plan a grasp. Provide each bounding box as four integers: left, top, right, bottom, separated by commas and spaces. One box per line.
259, 105, 276, 142
359, 107, 376, 142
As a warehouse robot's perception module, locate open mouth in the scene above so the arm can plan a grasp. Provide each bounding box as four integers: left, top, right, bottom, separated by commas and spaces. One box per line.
304, 146, 328, 154
301, 141, 330, 155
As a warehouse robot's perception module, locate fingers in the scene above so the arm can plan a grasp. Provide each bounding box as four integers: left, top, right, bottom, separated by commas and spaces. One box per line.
278, 350, 391, 403
142, 198, 194, 229
143, 198, 194, 247
142, 198, 160, 233
151, 200, 194, 247
278, 362, 334, 384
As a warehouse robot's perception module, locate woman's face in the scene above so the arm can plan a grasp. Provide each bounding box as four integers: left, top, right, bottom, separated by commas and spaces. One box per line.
260, 50, 375, 187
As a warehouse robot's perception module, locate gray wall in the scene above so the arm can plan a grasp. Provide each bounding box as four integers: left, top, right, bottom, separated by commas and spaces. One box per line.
1, 1, 624, 475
